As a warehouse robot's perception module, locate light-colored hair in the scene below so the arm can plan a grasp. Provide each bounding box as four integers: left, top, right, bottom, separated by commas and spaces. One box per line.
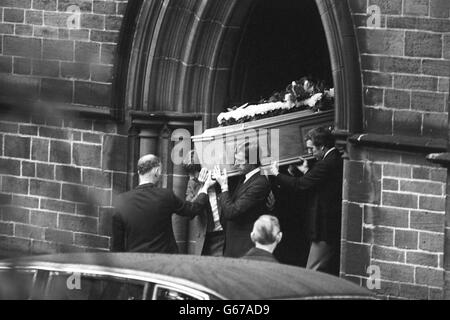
251, 215, 281, 245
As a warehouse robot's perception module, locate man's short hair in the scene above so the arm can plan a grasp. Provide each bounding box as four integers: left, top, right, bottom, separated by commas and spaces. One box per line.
137, 155, 161, 176
251, 215, 281, 245
181, 150, 201, 174
306, 126, 335, 149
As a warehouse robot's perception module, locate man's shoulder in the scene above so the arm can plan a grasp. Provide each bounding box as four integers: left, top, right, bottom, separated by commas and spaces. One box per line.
114, 187, 179, 214
115, 186, 173, 202
244, 247, 263, 256
324, 149, 343, 167
243, 248, 278, 262
239, 174, 271, 196
116, 188, 139, 200
314, 149, 341, 167
113, 188, 137, 209
251, 173, 271, 186
325, 148, 342, 159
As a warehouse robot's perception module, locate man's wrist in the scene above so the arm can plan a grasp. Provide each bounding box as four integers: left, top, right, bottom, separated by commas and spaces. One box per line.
221, 184, 229, 192
199, 186, 209, 194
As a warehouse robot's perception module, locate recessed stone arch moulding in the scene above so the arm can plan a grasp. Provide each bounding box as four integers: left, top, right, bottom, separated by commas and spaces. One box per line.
123, 0, 362, 135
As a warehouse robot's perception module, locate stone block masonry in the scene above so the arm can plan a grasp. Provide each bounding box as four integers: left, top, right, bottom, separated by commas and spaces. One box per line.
342, 145, 447, 299
354, 0, 450, 141
0, 0, 127, 109
0, 113, 128, 254
343, 0, 450, 299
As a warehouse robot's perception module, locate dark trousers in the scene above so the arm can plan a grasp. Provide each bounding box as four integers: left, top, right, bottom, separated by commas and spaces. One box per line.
201, 231, 225, 256
306, 241, 340, 276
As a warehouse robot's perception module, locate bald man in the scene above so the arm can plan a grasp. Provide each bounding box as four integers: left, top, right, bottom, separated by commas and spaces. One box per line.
242, 215, 283, 263
112, 154, 216, 253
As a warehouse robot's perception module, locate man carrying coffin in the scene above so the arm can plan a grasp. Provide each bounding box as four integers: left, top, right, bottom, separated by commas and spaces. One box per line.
182, 150, 225, 256
270, 127, 343, 275
112, 154, 215, 254
213, 142, 272, 258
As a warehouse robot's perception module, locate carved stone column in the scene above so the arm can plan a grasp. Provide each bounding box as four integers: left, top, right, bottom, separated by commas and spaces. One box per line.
139, 128, 160, 157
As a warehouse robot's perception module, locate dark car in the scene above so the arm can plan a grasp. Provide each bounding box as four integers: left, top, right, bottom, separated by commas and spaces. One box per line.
0, 253, 375, 300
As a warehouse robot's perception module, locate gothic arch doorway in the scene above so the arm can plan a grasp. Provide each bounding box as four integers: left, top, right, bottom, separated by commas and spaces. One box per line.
118, 0, 363, 261
121, 0, 362, 133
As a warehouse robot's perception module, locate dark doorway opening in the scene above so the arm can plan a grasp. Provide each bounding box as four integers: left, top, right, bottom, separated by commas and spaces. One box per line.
229, 0, 332, 106
227, 0, 335, 268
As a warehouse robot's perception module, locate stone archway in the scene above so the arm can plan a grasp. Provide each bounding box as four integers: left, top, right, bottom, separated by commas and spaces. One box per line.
121, 0, 362, 135
118, 0, 363, 256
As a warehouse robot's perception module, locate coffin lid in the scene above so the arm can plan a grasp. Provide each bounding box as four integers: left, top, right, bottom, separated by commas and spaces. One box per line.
192, 109, 334, 141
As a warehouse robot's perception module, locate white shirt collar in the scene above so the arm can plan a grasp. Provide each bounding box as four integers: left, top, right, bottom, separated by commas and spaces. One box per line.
245, 167, 261, 183
324, 147, 337, 159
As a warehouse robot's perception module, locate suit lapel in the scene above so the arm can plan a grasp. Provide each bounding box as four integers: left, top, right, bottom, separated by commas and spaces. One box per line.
217, 173, 264, 222
233, 175, 246, 198
234, 172, 262, 199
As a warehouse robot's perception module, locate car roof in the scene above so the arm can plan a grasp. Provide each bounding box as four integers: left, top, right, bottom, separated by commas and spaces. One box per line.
0, 253, 374, 300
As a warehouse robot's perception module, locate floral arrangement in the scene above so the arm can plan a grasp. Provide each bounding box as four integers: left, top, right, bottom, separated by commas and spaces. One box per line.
217, 77, 334, 126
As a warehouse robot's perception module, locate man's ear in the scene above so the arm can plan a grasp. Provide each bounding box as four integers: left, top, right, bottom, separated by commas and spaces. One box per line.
276, 232, 283, 243
250, 231, 256, 243
152, 166, 161, 177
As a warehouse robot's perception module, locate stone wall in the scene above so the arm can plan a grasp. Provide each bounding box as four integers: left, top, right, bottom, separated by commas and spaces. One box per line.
0, 0, 129, 255
341, 0, 450, 299
0, 0, 126, 111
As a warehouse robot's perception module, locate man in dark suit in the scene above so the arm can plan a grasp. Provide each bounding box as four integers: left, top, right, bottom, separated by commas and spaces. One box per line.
213, 142, 271, 258
182, 150, 224, 256
112, 154, 215, 254
270, 127, 343, 275
242, 215, 282, 263
271, 165, 310, 268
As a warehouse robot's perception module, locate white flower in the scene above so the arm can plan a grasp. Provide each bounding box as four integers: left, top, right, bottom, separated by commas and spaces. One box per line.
327, 88, 335, 98
217, 86, 334, 124
304, 93, 323, 107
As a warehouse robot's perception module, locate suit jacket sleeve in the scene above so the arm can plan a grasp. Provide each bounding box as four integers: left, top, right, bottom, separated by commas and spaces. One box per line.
276, 159, 331, 193
219, 178, 270, 221
111, 211, 125, 252
173, 191, 209, 219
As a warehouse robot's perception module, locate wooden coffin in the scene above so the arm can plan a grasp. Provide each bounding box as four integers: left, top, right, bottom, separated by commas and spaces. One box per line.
192, 109, 334, 177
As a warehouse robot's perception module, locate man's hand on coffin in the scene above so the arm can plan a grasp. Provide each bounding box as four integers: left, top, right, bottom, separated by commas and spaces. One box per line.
287, 165, 298, 176
269, 161, 279, 176
199, 169, 216, 193
298, 157, 309, 174
213, 165, 229, 192
198, 168, 209, 183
